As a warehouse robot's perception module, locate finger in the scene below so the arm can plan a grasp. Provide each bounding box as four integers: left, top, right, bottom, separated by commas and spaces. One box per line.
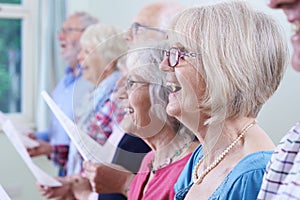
43, 188, 53, 198
90, 181, 97, 192
83, 161, 94, 171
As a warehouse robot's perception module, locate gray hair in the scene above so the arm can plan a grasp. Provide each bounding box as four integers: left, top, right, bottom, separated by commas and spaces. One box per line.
127, 41, 194, 137
80, 23, 127, 69
70, 12, 99, 30
168, 1, 288, 125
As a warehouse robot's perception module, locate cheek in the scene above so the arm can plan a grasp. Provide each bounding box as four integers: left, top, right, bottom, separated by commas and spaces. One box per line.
130, 93, 151, 113
176, 71, 204, 109
130, 91, 151, 122
68, 38, 81, 52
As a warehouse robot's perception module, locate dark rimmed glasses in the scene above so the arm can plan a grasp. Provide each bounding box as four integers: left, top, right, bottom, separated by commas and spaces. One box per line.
130, 22, 166, 36
164, 47, 197, 68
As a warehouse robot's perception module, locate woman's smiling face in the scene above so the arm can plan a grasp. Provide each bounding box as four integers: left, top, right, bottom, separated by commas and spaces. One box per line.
160, 44, 205, 132
77, 44, 106, 85
120, 68, 166, 139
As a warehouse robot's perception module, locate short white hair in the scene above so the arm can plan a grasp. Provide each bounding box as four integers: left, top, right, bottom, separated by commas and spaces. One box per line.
80, 23, 127, 68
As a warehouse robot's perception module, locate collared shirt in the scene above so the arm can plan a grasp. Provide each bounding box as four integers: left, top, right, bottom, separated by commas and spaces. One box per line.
258, 121, 300, 200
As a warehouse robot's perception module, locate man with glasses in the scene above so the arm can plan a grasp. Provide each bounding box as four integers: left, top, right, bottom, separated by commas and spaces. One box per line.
26, 12, 98, 177
258, 0, 300, 199
124, 1, 183, 47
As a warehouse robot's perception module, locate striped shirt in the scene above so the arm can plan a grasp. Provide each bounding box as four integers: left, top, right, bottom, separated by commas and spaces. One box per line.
258, 121, 300, 200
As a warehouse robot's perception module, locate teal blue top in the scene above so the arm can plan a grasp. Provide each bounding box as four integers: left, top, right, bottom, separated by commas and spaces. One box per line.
174, 144, 272, 200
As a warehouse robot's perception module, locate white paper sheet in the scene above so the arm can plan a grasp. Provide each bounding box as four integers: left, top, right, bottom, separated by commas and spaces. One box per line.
0, 185, 11, 200
41, 91, 113, 163
0, 112, 39, 148
0, 116, 62, 187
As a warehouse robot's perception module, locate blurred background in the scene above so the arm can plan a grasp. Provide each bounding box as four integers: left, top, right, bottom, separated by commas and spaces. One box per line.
0, 0, 298, 199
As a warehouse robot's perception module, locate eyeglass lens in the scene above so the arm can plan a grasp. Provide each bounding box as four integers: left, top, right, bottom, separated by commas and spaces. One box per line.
169, 48, 180, 67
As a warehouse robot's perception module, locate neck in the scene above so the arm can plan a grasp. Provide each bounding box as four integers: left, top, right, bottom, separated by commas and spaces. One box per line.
197, 117, 256, 166
193, 117, 257, 184
95, 63, 116, 86
148, 125, 193, 171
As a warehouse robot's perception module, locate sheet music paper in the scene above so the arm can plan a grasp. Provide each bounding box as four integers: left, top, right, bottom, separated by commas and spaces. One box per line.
0, 116, 62, 187
41, 91, 114, 163
0, 185, 11, 200
0, 112, 39, 148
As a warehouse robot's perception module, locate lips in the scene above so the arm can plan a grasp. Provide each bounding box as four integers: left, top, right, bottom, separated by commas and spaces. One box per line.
60, 43, 66, 49
166, 82, 182, 93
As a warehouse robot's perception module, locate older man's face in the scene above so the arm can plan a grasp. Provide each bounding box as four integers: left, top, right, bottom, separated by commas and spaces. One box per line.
124, 6, 166, 47
268, 0, 300, 71
57, 15, 84, 68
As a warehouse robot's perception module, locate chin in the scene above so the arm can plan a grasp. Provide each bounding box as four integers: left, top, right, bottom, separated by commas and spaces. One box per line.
119, 116, 136, 133
166, 104, 181, 119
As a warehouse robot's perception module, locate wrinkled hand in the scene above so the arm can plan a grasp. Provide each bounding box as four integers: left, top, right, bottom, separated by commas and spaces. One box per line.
69, 174, 92, 200
26, 140, 51, 157
36, 176, 75, 200
83, 161, 135, 196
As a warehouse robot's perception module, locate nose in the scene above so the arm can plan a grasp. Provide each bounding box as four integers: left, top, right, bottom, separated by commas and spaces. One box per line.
283, 2, 300, 23
115, 76, 128, 100
159, 57, 174, 72
267, 0, 281, 9
57, 31, 65, 41
116, 86, 128, 100
124, 27, 133, 44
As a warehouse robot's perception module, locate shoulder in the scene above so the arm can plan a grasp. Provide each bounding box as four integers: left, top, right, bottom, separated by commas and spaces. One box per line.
228, 151, 273, 185
215, 151, 273, 200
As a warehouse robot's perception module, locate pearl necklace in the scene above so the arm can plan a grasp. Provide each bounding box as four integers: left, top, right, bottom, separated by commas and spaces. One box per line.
192, 121, 256, 184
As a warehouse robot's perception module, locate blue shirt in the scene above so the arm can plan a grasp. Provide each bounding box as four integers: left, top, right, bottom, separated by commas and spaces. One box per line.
175, 144, 272, 200
35, 66, 92, 145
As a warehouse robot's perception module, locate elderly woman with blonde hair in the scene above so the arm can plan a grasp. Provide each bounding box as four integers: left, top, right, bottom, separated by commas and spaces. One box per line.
160, 1, 288, 199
